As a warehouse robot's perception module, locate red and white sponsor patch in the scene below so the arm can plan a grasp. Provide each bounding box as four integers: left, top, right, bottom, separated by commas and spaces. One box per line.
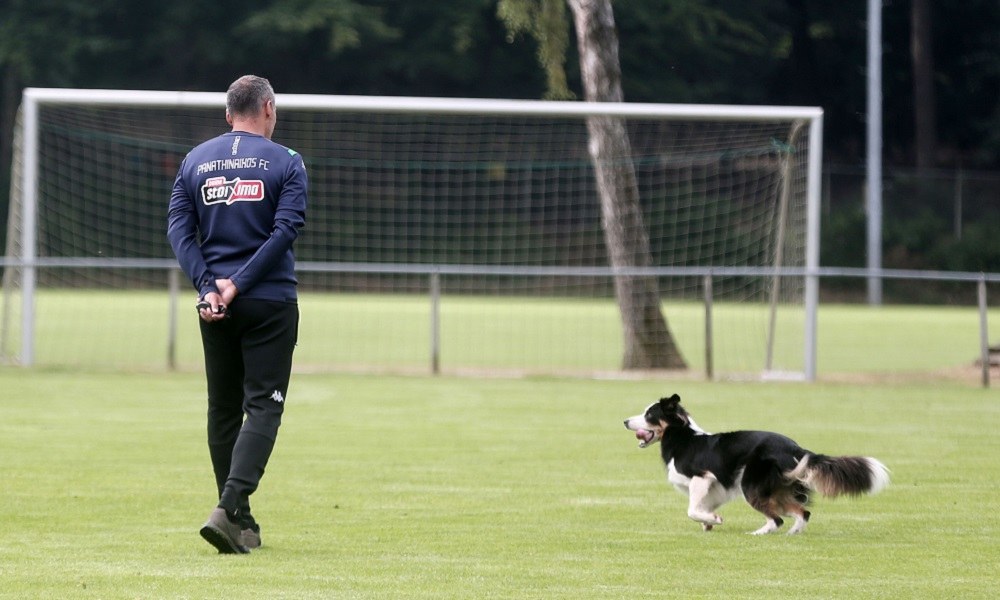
201, 176, 266, 205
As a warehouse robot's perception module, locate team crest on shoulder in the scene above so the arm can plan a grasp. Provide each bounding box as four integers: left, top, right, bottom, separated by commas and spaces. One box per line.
201, 176, 266, 205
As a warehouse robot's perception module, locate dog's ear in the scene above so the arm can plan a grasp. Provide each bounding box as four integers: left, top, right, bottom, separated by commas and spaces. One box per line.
658, 394, 689, 426
659, 394, 681, 411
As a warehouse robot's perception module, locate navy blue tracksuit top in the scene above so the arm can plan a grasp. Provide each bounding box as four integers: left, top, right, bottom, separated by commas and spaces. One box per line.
168, 131, 307, 302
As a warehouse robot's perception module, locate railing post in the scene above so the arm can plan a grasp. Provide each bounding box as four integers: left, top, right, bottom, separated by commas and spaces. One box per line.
167, 268, 180, 371
978, 274, 990, 388
703, 273, 714, 381
430, 271, 441, 375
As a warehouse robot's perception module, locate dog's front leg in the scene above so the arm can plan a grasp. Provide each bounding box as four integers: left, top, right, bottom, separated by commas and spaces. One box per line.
686, 474, 724, 530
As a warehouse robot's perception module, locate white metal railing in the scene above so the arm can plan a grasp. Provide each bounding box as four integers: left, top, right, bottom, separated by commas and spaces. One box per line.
1, 258, 996, 386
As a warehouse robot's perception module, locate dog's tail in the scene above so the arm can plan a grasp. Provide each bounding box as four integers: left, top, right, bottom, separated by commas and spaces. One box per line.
787, 453, 890, 498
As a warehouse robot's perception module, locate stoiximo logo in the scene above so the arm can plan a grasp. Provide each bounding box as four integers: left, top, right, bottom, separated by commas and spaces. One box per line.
201, 176, 265, 205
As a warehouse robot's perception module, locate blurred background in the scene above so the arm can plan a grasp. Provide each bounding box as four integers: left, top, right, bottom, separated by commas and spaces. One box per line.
2, 0, 998, 301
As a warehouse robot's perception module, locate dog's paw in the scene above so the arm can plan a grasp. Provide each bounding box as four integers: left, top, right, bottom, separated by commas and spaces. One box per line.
750, 522, 780, 535
689, 511, 723, 526
702, 523, 714, 532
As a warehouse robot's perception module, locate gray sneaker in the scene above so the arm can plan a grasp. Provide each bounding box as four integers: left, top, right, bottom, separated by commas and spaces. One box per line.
239, 512, 261, 549
241, 524, 261, 550
199, 508, 250, 554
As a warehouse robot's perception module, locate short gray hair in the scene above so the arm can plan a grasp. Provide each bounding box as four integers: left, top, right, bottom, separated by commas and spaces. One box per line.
226, 75, 275, 119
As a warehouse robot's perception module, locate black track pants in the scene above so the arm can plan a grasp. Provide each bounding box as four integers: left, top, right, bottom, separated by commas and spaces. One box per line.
199, 299, 299, 514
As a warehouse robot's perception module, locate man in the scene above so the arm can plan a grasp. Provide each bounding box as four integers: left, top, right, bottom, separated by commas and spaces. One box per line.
167, 75, 307, 554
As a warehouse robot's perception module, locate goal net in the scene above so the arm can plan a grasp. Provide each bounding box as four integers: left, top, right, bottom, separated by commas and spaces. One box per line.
2, 89, 821, 378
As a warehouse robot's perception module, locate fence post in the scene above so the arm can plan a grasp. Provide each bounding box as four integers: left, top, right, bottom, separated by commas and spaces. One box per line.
979, 275, 990, 388
430, 271, 441, 375
167, 268, 179, 371
703, 273, 714, 381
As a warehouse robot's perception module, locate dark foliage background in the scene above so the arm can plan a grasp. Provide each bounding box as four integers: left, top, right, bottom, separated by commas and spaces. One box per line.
2, 0, 998, 298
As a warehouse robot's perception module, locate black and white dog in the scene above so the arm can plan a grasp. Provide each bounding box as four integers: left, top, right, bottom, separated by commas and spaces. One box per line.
624, 394, 889, 535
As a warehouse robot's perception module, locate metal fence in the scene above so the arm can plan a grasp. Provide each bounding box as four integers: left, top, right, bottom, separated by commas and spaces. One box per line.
2, 258, 997, 386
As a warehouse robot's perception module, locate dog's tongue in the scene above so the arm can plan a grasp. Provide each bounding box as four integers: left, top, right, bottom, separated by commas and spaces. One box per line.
635, 429, 652, 443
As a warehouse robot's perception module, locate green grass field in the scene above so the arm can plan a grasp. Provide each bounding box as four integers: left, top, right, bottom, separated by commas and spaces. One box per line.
1, 369, 998, 598
5, 289, 997, 379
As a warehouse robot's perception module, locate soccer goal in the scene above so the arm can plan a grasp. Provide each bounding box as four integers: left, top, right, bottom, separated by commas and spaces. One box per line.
2, 88, 821, 379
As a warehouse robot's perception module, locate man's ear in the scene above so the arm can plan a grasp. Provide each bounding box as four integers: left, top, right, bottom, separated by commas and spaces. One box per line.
225, 110, 234, 126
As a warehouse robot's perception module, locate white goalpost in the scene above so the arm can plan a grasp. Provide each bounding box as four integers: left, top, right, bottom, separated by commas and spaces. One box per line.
2, 88, 822, 379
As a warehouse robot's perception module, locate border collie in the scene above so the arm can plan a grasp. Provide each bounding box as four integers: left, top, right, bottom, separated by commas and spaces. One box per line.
623, 394, 889, 535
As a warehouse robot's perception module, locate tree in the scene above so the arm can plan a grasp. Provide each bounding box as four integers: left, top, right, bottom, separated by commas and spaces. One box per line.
0, 0, 115, 246
237, 0, 399, 55
500, 0, 686, 369
497, 0, 575, 99
910, 0, 936, 168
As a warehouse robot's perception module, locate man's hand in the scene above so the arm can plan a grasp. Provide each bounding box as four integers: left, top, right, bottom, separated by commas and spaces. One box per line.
216, 278, 239, 306
197, 280, 238, 323
197, 292, 228, 322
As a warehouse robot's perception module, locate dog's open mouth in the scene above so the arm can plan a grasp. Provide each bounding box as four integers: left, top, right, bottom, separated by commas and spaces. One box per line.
635, 428, 655, 448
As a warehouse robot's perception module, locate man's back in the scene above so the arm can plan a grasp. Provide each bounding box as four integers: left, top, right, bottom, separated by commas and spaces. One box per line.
168, 130, 307, 302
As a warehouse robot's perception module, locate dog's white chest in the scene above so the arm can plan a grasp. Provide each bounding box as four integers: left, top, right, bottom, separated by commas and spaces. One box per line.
665, 459, 744, 502
665, 459, 693, 494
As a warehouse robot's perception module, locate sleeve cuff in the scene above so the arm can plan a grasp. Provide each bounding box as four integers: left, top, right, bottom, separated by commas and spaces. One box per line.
198, 278, 220, 299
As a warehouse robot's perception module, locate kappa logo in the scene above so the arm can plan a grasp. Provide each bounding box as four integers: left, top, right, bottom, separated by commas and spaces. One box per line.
201, 176, 266, 205
270, 390, 285, 404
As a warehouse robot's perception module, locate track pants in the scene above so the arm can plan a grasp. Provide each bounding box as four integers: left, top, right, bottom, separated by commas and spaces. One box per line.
199, 299, 299, 516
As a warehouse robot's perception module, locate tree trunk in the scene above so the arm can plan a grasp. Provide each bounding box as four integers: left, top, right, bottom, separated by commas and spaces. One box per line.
566, 0, 686, 369
911, 0, 936, 168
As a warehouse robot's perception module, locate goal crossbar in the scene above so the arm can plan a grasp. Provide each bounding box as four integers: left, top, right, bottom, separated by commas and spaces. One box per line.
23, 87, 823, 121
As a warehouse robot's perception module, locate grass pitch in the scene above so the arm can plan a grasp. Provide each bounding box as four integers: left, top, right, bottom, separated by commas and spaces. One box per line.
11, 289, 998, 379
1, 370, 997, 598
